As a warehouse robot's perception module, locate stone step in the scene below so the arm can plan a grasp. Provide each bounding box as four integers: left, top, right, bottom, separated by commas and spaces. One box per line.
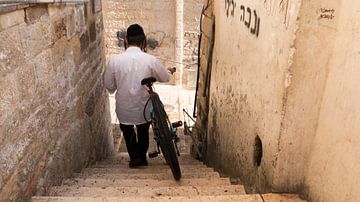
106, 153, 199, 161
32, 194, 305, 202
49, 185, 245, 197
90, 159, 206, 168
96, 159, 203, 166
59, 177, 231, 188
81, 167, 214, 175
73, 171, 220, 180
98, 155, 203, 166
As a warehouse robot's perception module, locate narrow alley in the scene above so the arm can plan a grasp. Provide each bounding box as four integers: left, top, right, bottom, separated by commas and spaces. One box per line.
1, 0, 360, 202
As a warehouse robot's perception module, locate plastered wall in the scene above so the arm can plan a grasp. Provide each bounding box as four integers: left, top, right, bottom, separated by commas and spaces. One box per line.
303, 1, 360, 201
196, 0, 360, 201
0, 1, 113, 200
272, 0, 342, 193
203, 0, 301, 192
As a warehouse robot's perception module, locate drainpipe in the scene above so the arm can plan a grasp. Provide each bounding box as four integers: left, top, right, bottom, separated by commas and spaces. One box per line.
193, 6, 205, 118
175, 0, 184, 121
203, 17, 215, 98
200, 16, 215, 159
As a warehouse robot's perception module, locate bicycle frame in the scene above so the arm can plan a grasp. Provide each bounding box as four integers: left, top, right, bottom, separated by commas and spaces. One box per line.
143, 81, 182, 158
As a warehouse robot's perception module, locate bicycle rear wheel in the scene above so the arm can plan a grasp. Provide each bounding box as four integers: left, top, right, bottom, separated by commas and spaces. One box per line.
151, 94, 181, 180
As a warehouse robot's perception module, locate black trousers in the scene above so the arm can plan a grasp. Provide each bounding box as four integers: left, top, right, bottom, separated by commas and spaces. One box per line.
120, 122, 151, 162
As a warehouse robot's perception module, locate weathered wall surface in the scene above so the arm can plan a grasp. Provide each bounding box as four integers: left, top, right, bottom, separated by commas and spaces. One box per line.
196, 0, 360, 201
0, 2, 113, 201
103, 0, 176, 68
272, 0, 341, 192
303, 1, 360, 201
183, 0, 203, 89
202, 0, 301, 192
103, 0, 201, 84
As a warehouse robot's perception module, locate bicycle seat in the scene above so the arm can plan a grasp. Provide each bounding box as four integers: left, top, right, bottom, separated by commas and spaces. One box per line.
141, 77, 157, 86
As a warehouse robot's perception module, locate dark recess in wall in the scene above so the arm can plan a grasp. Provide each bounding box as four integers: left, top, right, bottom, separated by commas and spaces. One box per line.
254, 135, 263, 167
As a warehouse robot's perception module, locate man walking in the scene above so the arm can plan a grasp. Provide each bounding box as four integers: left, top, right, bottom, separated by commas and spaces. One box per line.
104, 24, 175, 168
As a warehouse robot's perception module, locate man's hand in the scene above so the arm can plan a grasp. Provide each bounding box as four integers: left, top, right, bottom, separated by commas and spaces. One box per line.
167, 67, 176, 75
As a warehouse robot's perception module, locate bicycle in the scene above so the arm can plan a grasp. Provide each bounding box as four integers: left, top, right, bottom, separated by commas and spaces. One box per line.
141, 77, 182, 180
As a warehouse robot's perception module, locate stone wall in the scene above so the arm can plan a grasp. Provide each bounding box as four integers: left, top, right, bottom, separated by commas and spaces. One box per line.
102, 0, 176, 68
0, 1, 113, 201
195, 0, 360, 201
183, 0, 203, 89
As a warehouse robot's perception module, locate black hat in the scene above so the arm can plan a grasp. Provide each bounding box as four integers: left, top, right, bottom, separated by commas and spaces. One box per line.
127, 24, 145, 37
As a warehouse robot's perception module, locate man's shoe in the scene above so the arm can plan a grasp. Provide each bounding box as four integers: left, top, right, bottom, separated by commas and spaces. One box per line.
129, 159, 143, 168
140, 159, 148, 166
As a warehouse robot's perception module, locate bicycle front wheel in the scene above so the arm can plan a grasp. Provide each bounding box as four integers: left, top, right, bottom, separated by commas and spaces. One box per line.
152, 94, 181, 180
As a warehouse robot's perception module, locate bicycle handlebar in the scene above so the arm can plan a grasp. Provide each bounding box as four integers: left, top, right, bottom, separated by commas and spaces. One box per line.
141, 77, 157, 86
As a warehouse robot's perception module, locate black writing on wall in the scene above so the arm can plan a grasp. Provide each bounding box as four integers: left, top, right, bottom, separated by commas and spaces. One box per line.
116, 30, 127, 47
184, 31, 199, 39
225, 1, 260, 38
319, 8, 335, 20
225, 0, 236, 17
147, 39, 159, 50
183, 31, 199, 64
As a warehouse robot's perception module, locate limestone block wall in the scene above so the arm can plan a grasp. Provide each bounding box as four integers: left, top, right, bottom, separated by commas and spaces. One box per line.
102, 0, 176, 68
196, 0, 360, 201
183, 0, 203, 89
0, 1, 113, 201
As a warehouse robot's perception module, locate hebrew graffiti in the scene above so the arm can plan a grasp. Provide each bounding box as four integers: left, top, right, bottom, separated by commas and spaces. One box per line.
240, 5, 245, 21
225, 1, 261, 38
225, 0, 236, 17
244, 8, 251, 28
319, 8, 335, 20
250, 11, 260, 37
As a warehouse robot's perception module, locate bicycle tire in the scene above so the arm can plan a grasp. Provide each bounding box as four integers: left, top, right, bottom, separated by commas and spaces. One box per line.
151, 93, 181, 180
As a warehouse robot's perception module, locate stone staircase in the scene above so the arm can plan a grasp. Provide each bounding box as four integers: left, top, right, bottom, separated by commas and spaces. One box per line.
32, 152, 305, 202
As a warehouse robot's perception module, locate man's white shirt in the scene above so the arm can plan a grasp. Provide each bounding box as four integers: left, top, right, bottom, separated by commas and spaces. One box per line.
104, 47, 171, 125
